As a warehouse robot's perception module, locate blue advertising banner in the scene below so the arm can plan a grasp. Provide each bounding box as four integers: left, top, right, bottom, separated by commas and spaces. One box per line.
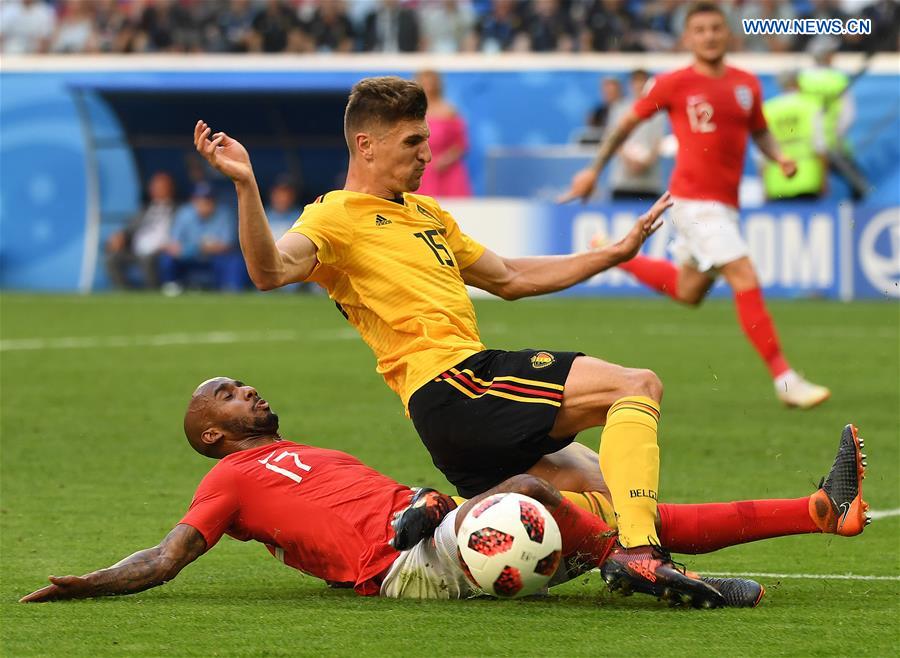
450, 199, 898, 301
852, 206, 900, 299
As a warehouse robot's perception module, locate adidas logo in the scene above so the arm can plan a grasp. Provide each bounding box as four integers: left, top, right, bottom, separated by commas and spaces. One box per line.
628, 559, 658, 583
375, 215, 392, 226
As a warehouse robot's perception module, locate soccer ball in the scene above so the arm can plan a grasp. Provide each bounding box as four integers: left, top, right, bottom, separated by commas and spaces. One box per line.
456, 492, 562, 598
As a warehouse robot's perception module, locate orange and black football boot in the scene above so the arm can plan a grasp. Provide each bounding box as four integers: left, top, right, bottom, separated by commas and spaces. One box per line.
808, 424, 870, 536
389, 488, 457, 551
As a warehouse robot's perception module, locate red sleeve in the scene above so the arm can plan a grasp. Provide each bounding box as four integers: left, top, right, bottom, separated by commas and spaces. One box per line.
749, 76, 767, 133
178, 466, 240, 550
632, 74, 671, 119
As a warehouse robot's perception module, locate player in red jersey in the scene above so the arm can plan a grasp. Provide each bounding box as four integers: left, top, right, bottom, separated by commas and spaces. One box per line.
20, 376, 868, 607
561, 1, 829, 409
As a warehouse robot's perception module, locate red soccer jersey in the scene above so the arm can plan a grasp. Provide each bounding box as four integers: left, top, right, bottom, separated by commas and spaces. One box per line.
632, 65, 767, 207
179, 441, 413, 596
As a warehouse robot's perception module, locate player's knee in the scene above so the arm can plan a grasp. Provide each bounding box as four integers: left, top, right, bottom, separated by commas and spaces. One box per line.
503, 474, 559, 506
627, 368, 663, 402
679, 292, 705, 307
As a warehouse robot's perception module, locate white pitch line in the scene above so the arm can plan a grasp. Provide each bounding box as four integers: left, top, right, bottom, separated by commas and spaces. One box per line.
0, 328, 358, 352
869, 508, 900, 520
704, 571, 900, 582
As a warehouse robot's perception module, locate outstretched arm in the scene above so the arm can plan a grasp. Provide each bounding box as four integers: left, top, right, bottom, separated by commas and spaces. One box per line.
19, 524, 206, 603
752, 129, 797, 178
559, 109, 644, 203
193, 120, 318, 289
462, 192, 671, 300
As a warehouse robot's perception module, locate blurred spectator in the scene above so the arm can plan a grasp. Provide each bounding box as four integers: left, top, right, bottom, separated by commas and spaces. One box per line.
859, 0, 900, 53
105, 172, 177, 290
0, 0, 56, 54
7, 0, 898, 56
521, 0, 577, 52
133, 0, 196, 53
800, 39, 854, 155
420, 0, 475, 53
416, 70, 472, 198
306, 1, 355, 53
761, 70, 827, 200
211, 0, 258, 53
265, 175, 302, 239
799, 39, 870, 199
159, 183, 244, 294
250, 0, 308, 53
581, 0, 644, 52
793, 0, 846, 53
739, 0, 795, 53
363, 0, 420, 53
50, 0, 98, 54
93, 0, 136, 53
474, 0, 526, 53
636, 0, 679, 52
575, 76, 623, 145
606, 69, 666, 200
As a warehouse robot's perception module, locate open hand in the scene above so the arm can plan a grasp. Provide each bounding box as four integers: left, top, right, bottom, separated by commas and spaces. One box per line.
193, 120, 253, 184
20, 575, 96, 603
557, 168, 599, 204
614, 191, 672, 262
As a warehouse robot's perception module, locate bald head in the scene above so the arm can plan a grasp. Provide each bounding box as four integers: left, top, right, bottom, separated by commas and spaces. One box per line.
184, 377, 280, 458
183, 377, 223, 456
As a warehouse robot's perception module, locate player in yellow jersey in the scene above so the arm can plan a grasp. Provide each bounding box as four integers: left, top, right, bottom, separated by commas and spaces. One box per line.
193, 76, 713, 605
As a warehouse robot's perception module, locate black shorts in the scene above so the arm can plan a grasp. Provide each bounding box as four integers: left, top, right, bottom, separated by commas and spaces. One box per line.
408, 349, 582, 498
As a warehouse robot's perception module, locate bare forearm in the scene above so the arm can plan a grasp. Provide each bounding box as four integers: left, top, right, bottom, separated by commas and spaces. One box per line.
753, 130, 783, 162
502, 247, 627, 300
234, 178, 287, 289
78, 547, 176, 598
592, 115, 639, 174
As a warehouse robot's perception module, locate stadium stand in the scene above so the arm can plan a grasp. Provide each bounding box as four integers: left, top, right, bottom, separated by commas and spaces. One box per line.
1, 0, 897, 56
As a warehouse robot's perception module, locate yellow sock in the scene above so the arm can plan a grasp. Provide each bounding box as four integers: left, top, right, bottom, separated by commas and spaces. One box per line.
598, 396, 661, 548
560, 490, 618, 529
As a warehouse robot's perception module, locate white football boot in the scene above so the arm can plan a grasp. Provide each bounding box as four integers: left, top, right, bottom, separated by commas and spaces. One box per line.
774, 370, 831, 409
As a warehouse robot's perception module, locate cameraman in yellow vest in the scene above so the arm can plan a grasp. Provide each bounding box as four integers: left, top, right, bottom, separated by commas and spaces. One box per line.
797, 39, 869, 199
762, 71, 827, 200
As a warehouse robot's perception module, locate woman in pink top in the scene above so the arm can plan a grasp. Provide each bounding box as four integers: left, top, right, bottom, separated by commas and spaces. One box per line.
416, 70, 473, 197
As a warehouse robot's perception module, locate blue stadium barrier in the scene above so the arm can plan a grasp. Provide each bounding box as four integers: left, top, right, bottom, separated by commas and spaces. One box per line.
1, 57, 897, 295
446, 198, 898, 301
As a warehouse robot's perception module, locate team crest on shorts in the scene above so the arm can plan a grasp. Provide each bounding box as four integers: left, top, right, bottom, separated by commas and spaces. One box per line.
530, 351, 555, 369
734, 85, 753, 112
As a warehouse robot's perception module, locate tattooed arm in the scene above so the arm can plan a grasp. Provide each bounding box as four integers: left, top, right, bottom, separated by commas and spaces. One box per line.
19, 524, 206, 603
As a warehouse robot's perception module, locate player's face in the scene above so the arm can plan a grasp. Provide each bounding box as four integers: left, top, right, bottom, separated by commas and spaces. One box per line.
684, 11, 729, 64
372, 119, 432, 194
206, 378, 279, 437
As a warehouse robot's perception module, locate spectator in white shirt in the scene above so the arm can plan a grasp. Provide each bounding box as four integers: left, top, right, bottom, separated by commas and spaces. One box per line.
0, 0, 56, 54
105, 172, 177, 290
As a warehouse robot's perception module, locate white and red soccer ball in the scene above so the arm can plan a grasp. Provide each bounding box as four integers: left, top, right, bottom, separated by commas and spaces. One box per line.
456, 492, 562, 598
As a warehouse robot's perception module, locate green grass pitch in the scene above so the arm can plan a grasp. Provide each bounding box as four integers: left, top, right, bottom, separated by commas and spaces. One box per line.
1, 293, 897, 656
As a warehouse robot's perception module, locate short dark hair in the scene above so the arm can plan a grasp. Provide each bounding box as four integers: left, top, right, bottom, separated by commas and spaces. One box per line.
344, 76, 427, 149
630, 69, 650, 82
684, 1, 725, 24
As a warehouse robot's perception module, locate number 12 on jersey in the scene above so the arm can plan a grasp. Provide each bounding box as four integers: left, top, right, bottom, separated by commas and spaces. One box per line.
259, 449, 312, 484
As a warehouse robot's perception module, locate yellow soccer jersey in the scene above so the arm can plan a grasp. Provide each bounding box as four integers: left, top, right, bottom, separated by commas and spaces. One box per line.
290, 190, 487, 406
